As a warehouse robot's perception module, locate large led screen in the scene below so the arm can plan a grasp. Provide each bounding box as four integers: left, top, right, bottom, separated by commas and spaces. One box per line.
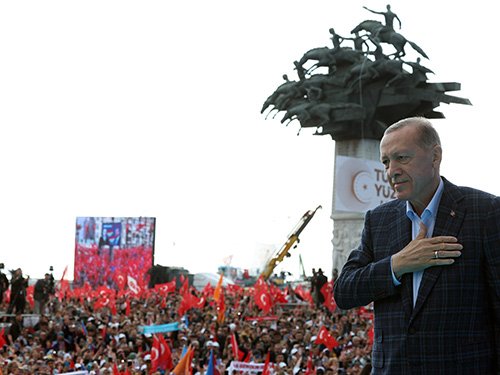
74, 217, 155, 289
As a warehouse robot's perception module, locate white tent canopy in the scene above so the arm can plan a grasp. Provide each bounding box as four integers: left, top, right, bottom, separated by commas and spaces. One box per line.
192, 273, 235, 291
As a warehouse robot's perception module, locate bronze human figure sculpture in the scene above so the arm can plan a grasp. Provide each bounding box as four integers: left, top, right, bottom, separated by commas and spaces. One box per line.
262, 5, 470, 141
363, 4, 401, 30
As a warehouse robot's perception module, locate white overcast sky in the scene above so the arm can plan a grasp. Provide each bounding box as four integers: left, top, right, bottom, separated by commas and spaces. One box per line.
0, 1, 497, 280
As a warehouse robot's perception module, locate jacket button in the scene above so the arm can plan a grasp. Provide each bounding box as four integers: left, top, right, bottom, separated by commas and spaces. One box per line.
408, 327, 417, 335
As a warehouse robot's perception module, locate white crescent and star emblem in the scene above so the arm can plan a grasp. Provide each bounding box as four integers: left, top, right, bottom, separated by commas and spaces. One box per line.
151, 347, 159, 362
319, 329, 325, 340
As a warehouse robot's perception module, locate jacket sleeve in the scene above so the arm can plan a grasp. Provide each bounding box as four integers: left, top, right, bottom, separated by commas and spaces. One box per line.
333, 209, 402, 309
484, 196, 500, 364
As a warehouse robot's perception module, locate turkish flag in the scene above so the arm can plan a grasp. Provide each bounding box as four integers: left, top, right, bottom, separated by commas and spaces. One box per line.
127, 275, 142, 295
125, 300, 131, 316
178, 276, 189, 295
151, 333, 173, 372
194, 295, 206, 309
294, 284, 313, 304
115, 272, 126, 291
254, 276, 267, 290
359, 306, 374, 321
226, 284, 243, 295
269, 283, 287, 303
229, 333, 247, 361
320, 280, 337, 312
202, 282, 215, 297
93, 295, 111, 311
0, 328, 7, 347
262, 351, 271, 375
177, 294, 191, 317
304, 353, 315, 375
3, 289, 10, 304
159, 334, 173, 370
96, 285, 115, 298
155, 280, 176, 295
315, 326, 339, 351
178, 291, 204, 316
26, 285, 35, 309
230, 333, 239, 359
367, 325, 374, 345
151, 335, 161, 372
254, 277, 272, 313
255, 287, 272, 313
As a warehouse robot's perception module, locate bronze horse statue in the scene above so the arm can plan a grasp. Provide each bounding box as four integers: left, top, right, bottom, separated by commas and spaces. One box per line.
281, 102, 363, 127
351, 20, 428, 59
297, 47, 362, 75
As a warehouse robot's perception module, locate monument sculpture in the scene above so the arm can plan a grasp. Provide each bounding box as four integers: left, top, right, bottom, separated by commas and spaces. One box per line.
262, 5, 471, 272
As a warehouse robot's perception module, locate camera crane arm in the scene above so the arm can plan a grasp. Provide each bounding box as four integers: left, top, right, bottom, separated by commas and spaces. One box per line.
260, 205, 322, 281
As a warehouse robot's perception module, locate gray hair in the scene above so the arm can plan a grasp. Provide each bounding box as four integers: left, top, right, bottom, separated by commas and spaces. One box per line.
384, 117, 441, 149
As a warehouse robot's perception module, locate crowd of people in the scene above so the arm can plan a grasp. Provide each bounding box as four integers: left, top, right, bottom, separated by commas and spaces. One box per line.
0, 267, 373, 375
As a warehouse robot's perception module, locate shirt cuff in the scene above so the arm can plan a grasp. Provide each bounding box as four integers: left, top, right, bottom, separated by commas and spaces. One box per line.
390, 256, 402, 286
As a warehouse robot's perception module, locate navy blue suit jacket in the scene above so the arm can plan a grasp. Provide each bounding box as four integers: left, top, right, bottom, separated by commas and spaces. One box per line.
334, 178, 500, 374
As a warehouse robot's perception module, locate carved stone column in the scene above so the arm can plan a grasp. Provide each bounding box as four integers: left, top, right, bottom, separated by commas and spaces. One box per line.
331, 139, 381, 273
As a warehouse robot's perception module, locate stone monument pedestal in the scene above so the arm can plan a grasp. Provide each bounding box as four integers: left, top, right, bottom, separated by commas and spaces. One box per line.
331, 138, 380, 273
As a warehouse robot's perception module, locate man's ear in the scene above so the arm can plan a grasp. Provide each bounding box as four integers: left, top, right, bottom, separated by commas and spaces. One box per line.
432, 145, 442, 167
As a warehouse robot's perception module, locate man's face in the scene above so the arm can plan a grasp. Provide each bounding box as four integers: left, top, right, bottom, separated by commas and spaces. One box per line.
380, 125, 441, 214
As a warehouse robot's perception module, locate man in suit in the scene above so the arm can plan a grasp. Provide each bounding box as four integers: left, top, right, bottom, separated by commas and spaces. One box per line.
334, 117, 499, 374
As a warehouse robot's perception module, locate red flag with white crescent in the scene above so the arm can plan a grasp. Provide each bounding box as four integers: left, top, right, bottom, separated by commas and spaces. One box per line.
125, 299, 131, 316
230, 333, 239, 359
315, 326, 339, 351
151, 335, 161, 372
320, 280, 337, 312
154, 280, 176, 295
115, 273, 126, 291
262, 351, 271, 375
159, 334, 173, 370
294, 284, 313, 304
26, 285, 35, 309
127, 275, 141, 295
178, 276, 189, 296
254, 279, 272, 313
367, 325, 374, 345
202, 282, 215, 297
305, 352, 315, 375
0, 327, 7, 348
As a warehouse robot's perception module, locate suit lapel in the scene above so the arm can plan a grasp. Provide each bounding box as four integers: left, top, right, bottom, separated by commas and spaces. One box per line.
411, 179, 465, 319
390, 203, 414, 319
